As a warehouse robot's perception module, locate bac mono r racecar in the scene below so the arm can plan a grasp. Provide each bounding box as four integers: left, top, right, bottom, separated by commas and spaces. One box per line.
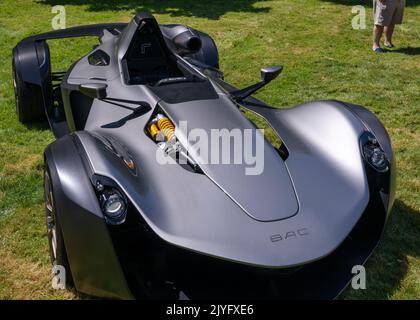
12, 12, 395, 299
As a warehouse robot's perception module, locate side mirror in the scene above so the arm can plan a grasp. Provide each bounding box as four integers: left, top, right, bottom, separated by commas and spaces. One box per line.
261, 66, 283, 83
79, 83, 108, 99
231, 65, 283, 101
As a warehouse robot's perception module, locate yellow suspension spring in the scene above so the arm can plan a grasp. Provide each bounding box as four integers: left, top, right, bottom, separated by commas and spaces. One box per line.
157, 116, 175, 142
148, 122, 160, 140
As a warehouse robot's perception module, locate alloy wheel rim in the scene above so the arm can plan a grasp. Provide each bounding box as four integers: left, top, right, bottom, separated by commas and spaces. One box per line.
13, 72, 19, 114
44, 172, 57, 261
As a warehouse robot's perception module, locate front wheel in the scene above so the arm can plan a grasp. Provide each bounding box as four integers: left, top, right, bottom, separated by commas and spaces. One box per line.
44, 167, 73, 289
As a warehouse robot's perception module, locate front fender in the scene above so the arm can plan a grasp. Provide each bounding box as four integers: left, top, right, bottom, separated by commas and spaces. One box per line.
240, 99, 395, 219
340, 101, 396, 217
44, 134, 133, 299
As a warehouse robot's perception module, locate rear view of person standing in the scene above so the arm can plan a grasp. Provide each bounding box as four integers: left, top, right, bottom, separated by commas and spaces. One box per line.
372, 0, 406, 53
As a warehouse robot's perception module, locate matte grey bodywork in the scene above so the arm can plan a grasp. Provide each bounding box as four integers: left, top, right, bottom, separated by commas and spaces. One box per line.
15, 12, 395, 298
58, 15, 393, 268
72, 99, 374, 268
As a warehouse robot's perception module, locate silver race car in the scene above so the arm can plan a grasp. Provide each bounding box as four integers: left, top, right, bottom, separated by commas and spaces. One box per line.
12, 12, 395, 299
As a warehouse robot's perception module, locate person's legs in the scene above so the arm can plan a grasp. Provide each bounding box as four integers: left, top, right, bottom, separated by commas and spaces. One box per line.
384, 23, 395, 47
372, 0, 388, 52
373, 25, 384, 50
385, 0, 405, 47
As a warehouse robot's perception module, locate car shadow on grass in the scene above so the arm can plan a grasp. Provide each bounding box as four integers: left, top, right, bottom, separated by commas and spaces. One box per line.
36, 0, 271, 20
343, 199, 420, 299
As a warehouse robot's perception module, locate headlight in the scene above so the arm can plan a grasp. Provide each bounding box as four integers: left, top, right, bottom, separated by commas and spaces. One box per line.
99, 188, 127, 224
362, 134, 389, 172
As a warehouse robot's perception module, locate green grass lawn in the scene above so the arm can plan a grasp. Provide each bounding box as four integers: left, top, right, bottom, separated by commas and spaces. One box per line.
0, 0, 419, 299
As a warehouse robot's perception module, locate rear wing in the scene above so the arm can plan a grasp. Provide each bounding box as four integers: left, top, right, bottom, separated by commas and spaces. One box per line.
13, 22, 129, 87
13, 23, 129, 136
18, 23, 128, 44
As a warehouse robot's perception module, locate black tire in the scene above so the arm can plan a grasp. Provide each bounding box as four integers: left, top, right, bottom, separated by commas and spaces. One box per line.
44, 167, 74, 289
12, 43, 51, 124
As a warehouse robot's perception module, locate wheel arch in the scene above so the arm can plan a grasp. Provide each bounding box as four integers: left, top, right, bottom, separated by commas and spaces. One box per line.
12, 40, 52, 122
340, 102, 396, 216
44, 133, 133, 299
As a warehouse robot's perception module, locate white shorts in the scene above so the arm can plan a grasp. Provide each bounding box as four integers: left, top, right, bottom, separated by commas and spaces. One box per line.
373, 0, 405, 26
